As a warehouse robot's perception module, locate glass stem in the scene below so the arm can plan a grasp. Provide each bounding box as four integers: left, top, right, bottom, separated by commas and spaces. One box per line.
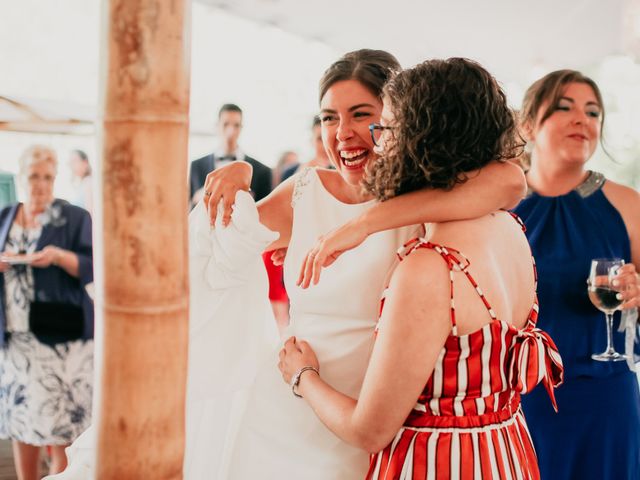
605, 312, 615, 354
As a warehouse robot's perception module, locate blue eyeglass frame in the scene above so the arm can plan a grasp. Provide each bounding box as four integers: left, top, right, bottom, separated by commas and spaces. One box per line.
369, 123, 393, 147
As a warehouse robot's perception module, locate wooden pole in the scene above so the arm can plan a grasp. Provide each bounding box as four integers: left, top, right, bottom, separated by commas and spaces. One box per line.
96, 0, 190, 477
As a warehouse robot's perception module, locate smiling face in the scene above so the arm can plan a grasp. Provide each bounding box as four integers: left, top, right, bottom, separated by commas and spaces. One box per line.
529, 82, 602, 167
319, 79, 382, 186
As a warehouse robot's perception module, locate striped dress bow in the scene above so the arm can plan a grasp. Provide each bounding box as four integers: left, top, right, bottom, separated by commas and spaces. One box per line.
509, 324, 564, 412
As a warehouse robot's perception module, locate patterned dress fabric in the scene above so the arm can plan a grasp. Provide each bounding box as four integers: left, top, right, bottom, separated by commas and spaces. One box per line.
368, 230, 563, 480
3, 224, 40, 332
0, 223, 93, 446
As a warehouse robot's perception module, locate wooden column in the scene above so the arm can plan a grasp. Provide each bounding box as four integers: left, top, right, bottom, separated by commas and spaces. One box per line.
96, 0, 190, 478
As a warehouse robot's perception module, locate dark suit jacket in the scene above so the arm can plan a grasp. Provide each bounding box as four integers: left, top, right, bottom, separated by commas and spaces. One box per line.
189, 154, 273, 203
0, 199, 94, 346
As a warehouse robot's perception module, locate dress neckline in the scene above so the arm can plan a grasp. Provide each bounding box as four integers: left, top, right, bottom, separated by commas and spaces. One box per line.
525, 170, 605, 199
312, 168, 376, 207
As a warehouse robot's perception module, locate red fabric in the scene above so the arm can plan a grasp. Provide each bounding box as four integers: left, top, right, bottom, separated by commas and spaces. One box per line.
367, 221, 563, 480
262, 251, 288, 302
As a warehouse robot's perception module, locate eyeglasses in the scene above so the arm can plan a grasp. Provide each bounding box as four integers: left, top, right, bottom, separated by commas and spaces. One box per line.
369, 123, 394, 147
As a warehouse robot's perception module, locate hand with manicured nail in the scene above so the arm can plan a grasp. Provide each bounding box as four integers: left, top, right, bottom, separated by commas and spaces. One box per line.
202, 161, 253, 227
613, 263, 640, 311
297, 218, 369, 289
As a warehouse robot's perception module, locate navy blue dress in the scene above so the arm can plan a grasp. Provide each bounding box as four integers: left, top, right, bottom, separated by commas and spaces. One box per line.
514, 171, 640, 480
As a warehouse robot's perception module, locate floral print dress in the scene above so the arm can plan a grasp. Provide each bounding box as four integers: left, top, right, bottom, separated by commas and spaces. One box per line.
0, 223, 93, 446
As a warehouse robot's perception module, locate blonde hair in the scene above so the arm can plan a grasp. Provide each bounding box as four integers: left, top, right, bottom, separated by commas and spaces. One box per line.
18, 145, 58, 180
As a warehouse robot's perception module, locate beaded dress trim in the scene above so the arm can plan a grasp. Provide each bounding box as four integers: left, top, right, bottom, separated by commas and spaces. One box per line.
290, 167, 314, 208
525, 170, 605, 198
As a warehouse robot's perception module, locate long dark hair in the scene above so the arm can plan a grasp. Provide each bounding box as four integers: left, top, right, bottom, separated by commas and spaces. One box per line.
318, 49, 400, 103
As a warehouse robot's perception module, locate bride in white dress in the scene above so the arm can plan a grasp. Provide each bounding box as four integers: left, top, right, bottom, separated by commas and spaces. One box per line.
47, 49, 525, 479
189, 166, 418, 479
191, 49, 417, 479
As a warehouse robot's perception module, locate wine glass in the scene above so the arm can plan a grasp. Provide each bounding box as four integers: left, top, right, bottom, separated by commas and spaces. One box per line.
587, 258, 629, 362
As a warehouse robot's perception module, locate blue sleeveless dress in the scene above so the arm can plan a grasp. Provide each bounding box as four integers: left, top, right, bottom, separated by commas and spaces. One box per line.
514, 171, 640, 480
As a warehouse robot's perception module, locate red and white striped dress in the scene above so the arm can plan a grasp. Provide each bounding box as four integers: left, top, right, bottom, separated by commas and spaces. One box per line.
367, 235, 564, 480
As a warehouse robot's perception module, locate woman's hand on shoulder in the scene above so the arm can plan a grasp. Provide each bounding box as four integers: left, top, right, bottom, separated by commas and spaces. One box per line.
297, 217, 369, 288
203, 161, 253, 227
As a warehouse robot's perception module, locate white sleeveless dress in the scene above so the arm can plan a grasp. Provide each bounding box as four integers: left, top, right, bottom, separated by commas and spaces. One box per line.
46, 168, 417, 480
224, 168, 417, 479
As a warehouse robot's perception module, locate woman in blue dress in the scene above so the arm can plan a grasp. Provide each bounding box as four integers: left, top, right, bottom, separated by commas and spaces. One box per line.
514, 70, 640, 479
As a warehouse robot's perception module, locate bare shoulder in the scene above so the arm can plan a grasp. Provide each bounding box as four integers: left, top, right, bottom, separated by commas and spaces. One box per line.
389, 245, 450, 297
602, 179, 640, 265
257, 174, 295, 209
256, 175, 295, 248
379, 244, 452, 336
603, 179, 640, 203
602, 179, 640, 226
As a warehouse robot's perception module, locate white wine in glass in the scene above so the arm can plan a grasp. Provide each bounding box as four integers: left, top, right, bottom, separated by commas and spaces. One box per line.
587, 258, 629, 362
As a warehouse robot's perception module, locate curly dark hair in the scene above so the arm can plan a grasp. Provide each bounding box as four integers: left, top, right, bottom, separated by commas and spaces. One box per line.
363, 58, 521, 200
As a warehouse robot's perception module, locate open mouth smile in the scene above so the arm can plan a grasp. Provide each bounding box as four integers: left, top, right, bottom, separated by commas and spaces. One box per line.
339, 149, 369, 169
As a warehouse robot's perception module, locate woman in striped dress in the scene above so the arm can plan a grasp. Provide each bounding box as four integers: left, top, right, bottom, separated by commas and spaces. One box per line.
279, 58, 563, 479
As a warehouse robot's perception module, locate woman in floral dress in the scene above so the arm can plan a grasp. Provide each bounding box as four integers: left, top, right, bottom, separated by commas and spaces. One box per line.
0, 145, 93, 480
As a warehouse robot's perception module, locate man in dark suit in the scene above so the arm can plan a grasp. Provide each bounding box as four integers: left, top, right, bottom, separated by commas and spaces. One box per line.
189, 104, 272, 207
